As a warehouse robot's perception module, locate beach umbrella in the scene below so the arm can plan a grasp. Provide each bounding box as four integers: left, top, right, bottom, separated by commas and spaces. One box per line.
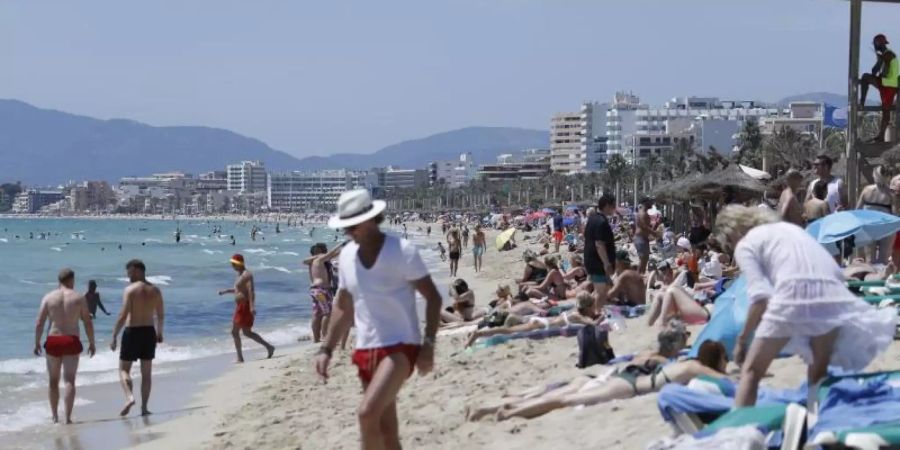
495, 228, 516, 250
565, 205, 579, 211
542, 208, 556, 214
805, 210, 900, 245
562, 217, 575, 226
689, 276, 750, 360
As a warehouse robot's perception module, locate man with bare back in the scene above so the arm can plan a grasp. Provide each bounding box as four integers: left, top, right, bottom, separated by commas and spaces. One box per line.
111, 259, 164, 417
302, 241, 347, 343
218, 254, 274, 363
34, 268, 96, 424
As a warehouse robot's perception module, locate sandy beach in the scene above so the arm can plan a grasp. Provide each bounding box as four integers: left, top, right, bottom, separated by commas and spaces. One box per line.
19, 222, 899, 449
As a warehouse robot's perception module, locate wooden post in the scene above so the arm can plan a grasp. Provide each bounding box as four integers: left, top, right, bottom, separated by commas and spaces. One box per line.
847, 0, 862, 202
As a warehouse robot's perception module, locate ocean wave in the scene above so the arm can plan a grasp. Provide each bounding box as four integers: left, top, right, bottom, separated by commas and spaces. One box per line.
49, 247, 62, 252
242, 248, 269, 254
281, 251, 299, 256
258, 263, 292, 274
0, 398, 93, 433
0, 238, 7, 243
144, 238, 162, 243
116, 275, 172, 286
202, 249, 223, 255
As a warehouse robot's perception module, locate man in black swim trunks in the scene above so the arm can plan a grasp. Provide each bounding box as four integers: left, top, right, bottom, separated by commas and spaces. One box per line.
110, 259, 164, 417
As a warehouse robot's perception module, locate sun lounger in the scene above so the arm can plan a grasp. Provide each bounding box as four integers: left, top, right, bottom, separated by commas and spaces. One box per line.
701, 403, 808, 450
807, 371, 900, 450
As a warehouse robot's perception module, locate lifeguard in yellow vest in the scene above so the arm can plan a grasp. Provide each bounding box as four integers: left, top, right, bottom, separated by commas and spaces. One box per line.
860, 33, 900, 143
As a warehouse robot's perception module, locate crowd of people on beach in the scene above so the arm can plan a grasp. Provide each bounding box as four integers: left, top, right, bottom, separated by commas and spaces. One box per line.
29, 159, 900, 448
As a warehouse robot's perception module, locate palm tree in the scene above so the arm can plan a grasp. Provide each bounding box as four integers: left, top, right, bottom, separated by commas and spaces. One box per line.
604, 153, 630, 201
735, 118, 763, 167
763, 126, 818, 175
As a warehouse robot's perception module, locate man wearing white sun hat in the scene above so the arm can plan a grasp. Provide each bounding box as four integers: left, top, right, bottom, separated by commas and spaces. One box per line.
315, 189, 442, 450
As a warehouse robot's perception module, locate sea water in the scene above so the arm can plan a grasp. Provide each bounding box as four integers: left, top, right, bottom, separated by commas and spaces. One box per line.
0, 217, 344, 434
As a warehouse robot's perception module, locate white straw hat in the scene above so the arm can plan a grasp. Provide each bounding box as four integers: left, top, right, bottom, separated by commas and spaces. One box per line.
327, 189, 386, 229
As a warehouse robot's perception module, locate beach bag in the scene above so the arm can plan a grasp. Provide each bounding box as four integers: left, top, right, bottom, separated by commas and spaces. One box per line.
576, 324, 615, 368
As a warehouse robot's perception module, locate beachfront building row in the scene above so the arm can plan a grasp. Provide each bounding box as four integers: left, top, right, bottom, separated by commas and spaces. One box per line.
551, 93, 825, 172
11, 189, 66, 214
267, 169, 369, 211
227, 160, 268, 193
428, 152, 477, 187
476, 148, 551, 181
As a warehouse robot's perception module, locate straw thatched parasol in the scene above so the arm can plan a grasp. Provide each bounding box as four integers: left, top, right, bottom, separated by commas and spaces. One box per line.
680, 164, 768, 202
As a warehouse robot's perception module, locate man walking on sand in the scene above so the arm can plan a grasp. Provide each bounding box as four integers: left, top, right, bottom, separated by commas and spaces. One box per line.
34, 268, 96, 424
110, 260, 164, 417
303, 242, 347, 343
218, 254, 275, 363
584, 194, 617, 313
634, 198, 655, 274
316, 189, 442, 450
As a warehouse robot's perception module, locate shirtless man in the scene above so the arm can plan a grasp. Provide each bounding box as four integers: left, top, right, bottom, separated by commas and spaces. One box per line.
778, 169, 805, 227
607, 251, 647, 306
85, 280, 109, 318
110, 260, 163, 417
218, 254, 274, 363
634, 198, 655, 274
34, 268, 96, 424
302, 242, 346, 343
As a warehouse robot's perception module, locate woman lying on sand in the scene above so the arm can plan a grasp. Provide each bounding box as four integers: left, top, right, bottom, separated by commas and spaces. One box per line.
441, 279, 486, 324
468, 337, 728, 421
464, 292, 599, 348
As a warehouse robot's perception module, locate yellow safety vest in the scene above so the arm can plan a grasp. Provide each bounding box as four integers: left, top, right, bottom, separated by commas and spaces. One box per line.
882, 50, 899, 88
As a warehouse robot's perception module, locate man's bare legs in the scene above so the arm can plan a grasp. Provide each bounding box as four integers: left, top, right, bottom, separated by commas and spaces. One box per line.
860, 73, 891, 141
61, 355, 79, 424
734, 336, 790, 407
312, 312, 324, 343
232, 325, 275, 363
806, 328, 839, 415
592, 282, 611, 315
45, 356, 62, 423
358, 353, 410, 450
118, 360, 136, 416
140, 360, 153, 416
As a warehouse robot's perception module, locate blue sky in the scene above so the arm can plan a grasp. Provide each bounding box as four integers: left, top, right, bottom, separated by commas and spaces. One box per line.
2, 0, 900, 158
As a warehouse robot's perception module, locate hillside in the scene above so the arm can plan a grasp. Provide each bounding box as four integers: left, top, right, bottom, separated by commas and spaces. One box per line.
296, 127, 549, 170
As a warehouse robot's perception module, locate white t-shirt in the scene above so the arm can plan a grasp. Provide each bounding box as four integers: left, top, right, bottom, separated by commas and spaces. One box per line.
338, 234, 430, 349
807, 177, 844, 212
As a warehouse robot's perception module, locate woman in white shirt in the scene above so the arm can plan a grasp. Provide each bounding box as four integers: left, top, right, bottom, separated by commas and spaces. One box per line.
714, 205, 895, 409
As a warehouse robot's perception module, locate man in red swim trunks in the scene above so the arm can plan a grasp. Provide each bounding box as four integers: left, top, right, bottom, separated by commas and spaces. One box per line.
316, 189, 442, 450
218, 254, 274, 363
33, 268, 96, 424
860, 33, 900, 142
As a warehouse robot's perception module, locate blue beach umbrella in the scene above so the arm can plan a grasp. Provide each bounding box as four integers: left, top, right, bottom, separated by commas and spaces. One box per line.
806, 210, 900, 245
542, 207, 556, 214
689, 276, 750, 360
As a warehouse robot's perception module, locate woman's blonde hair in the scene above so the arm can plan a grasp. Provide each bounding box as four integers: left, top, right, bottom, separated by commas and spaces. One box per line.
713, 205, 780, 254
496, 284, 511, 298
874, 165, 891, 188
543, 255, 559, 270
569, 254, 583, 266
575, 291, 594, 312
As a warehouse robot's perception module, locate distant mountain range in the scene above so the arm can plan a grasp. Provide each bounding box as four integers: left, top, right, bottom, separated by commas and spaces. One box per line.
778, 91, 847, 106
0, 100, 549, 185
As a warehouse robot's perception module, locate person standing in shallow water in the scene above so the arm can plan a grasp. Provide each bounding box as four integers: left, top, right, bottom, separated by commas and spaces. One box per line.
110, 260, 164, 417
85, 280, 110, 318
218, 254, 275, 363
34, 268, 96, 424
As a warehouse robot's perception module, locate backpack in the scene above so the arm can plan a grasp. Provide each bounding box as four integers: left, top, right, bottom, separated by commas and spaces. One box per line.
576, 324, 616, 368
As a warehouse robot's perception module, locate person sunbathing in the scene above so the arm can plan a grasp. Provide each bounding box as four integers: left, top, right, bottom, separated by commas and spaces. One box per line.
471, 338, 728, 421
464, 292, 599, 348
516, 251, 549, 286
522, 256, 568, 299
562, 255, 591, 293
607, 251, 647, 306
441, 279, 486, 324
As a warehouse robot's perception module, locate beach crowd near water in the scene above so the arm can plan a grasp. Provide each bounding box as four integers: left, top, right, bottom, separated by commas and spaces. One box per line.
11, 165, 900, 448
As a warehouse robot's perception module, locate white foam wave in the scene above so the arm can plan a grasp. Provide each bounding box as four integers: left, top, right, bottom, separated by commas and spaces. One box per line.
202, 249, 223, 255
242, 248, 269, 254
0, 398, 93, 433
116, 275, 172, 285
281, 239, 295, 242
281, 251, 299, 256
0, 238, 7, 243
258, 263, 292, 274
49, 247, 62, 252
144, 239, 162, 243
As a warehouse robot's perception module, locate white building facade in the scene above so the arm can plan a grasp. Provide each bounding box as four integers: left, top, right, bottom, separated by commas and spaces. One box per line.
429, 152, 477, 187
267, 169, 368, 211
227, 160, 267, 193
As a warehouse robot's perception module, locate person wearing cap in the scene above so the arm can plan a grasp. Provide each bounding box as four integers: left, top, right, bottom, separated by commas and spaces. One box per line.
217, 254, 275, 363
860, 33, 900, 143
777, 169, 805, 227
315, 189, 442, 450
805, 154, 847, 213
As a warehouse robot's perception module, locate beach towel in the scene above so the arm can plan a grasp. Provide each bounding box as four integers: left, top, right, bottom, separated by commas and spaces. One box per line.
809, 372, 900, 444
575, 324, 616, 368
646, 425, 767, 450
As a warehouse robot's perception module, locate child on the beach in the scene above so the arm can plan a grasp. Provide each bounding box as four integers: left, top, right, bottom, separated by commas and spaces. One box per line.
437, 242, 447, 261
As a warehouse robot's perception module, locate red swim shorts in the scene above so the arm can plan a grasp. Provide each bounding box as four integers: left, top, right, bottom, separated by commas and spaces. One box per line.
879, 85, 898, 109
44, 335, 83, 357
553, 230, 563, 242
233, 301, 255, 328
352, 344, 420, 384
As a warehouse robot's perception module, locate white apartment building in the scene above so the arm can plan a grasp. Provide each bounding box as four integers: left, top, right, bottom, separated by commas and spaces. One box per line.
477, 148, 551, 181
227, 160, 267, 193
760, 101, 824, 146
267, 169, 368, 211
429, 152, 477, 187
605, 91, 645, 158
549, 111, 583, 174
